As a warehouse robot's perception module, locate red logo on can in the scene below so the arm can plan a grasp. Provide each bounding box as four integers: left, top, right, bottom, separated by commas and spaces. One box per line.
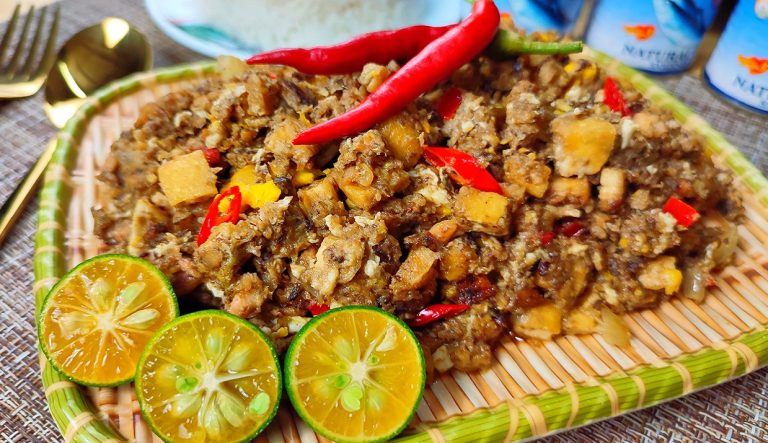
623, 24, 656, 41
738, 55, 768, 75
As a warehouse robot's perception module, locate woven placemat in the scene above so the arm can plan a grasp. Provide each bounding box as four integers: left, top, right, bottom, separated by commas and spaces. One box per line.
0, 0, 766, 441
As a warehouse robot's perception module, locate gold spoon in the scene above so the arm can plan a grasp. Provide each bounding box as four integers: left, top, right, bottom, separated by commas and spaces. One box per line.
0, 18, 151, 246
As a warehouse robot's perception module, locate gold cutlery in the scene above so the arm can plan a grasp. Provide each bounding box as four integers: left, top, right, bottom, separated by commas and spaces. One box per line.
0, 17, 151, 246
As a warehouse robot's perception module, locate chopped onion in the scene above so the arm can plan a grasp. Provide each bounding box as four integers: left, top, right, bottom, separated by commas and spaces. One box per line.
681, 266, 707, 302
713, 224, 738, 266
600, 308, 630, 347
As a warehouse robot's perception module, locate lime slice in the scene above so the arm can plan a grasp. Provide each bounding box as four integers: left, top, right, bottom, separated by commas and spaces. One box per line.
136, 310, 281, 443
284, 306, 425, 443
39, 254, 178, 386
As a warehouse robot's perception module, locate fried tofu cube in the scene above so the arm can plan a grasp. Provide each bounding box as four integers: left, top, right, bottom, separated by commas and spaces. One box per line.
547, 177, 591, 206
503, 152, 551, 198
551, 116, 616, 177
298, 178, 343, 225
157, 150, 218, 206
513, 303, 562, 340
639, 256, 683, 295
379, 114, 423, 168
454, 186, 511, 235
392, 246, 439, 292
338, 181, 378, 209
598, 167, 626, 212
439, 239, 473, 282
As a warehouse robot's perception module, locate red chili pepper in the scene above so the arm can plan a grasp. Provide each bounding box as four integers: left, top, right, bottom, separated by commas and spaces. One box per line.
436, 87, 463, 120
540, 231, 555, 246
410, 304, 470, 327
293, 0, 500, 145
423, 147, 503, 194
603, 77, 632, 117
247, 25, 454, 75
202, 148, 221, 165
308, 303, 330, 316
197, 186, 242, 246
662, 197, 700, 228
557, 220, 587, 237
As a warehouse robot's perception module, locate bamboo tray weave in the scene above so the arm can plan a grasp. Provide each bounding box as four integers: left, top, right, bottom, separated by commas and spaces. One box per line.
34, 53, 768, 443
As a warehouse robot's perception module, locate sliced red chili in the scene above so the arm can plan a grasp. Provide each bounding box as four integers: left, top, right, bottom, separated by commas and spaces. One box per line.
662, 196, 700, 228
436, 87, 463, 120
197, 186, 242, 246
540, 231, 555, 246
308, 303, 330, 316
409, 304, 470, 327
557, 220, 587, 237
202, 148, 221, 165
423, 147, 503, 194
293, 0, 500, 145
603, 77, 632, 117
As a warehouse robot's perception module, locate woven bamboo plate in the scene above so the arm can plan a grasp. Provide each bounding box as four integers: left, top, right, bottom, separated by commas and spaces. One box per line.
34, 51, 768, 443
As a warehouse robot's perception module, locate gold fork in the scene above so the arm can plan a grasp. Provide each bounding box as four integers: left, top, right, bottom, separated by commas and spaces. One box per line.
0, 4, 60, 98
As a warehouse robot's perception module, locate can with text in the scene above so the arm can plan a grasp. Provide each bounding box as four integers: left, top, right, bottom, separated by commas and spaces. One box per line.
585, 0, 721, 74
704, 0, 768, 114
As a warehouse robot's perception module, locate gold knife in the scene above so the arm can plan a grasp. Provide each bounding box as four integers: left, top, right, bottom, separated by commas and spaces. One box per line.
0, 138, 57, 246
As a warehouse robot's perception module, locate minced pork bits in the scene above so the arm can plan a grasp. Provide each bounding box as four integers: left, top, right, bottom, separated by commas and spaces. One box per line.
93, 55, 742, 375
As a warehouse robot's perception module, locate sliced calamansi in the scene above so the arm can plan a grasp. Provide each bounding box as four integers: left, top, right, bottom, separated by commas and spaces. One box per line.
39, 254, 178, 386
136, 310, 281, 443
284, 306, 425, 443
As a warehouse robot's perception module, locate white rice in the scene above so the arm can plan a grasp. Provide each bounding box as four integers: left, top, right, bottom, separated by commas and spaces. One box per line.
195, 0, 430, 50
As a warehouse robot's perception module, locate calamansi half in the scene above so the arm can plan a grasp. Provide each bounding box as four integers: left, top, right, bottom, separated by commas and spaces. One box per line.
284, 306, 426, 443
135, 310, 281, 443
39, 254, 178, 386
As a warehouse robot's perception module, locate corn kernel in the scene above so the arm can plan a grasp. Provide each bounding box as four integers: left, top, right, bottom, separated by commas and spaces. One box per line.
619, 238, 629, 249
581, 65, 597, 82
243, 181, 281, 208
564, 61, 579, 74
664, 269, 683, 295
293, 170, 320, 187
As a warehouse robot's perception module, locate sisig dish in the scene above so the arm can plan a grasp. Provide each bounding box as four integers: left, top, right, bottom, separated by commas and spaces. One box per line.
92, 35, 742, 378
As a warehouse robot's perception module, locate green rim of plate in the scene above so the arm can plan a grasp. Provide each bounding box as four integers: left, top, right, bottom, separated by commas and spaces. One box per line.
33, 52, 767, 443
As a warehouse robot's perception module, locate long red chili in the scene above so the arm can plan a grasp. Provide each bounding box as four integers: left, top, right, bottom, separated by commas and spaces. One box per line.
247, 25, 455, 75
292, 0, 500, 146
197, 186, 242, 246
423, 147, 504, 194
410, 304, 471, 327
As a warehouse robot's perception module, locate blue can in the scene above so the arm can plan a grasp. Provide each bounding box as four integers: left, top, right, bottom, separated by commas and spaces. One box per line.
460, 1, 585, 35
704, 0, 768, 114
585, 0, 721, 74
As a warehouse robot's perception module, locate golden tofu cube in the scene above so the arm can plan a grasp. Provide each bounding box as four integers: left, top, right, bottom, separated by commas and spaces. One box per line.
551, 116, 616, 177
157, 150, 218, 206
338, 181, 378, 210
513, 303, 562, 340
598, 167, 626, 212
547, 177, 591, 206
392, 246, 439, 292
298, 178, 342, 224
379, 114, 423, 168
454, 186, 510, 235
